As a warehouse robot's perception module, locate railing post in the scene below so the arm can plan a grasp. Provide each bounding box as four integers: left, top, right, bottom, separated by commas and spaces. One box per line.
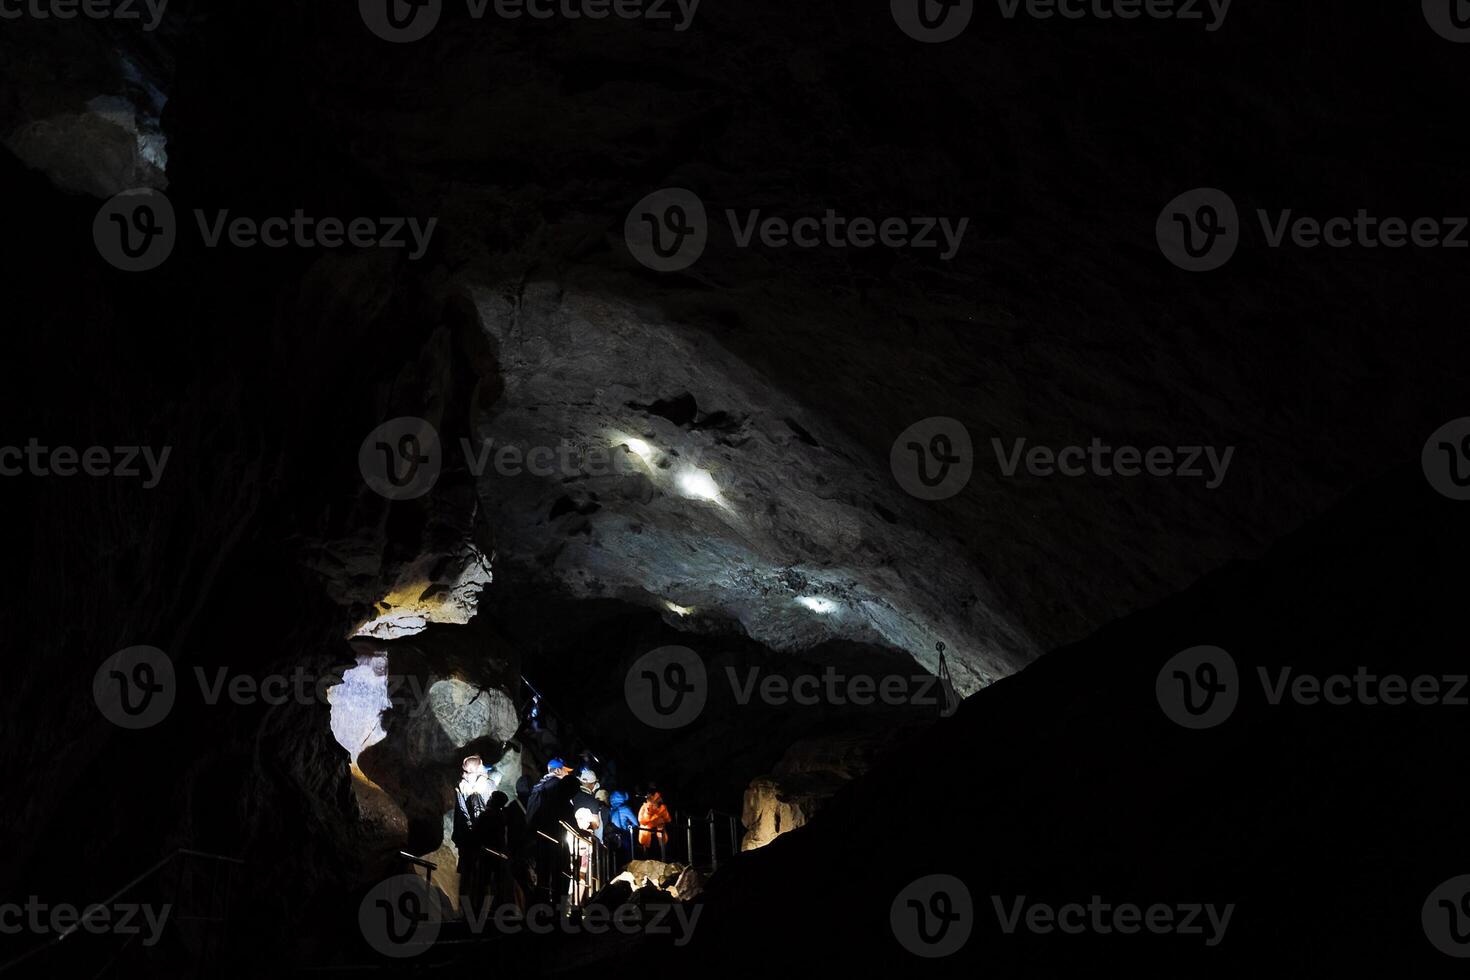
708, 811, 719, 872
729, 814, 738, 856
684, 816, 692, 867
594, 835, 603, 897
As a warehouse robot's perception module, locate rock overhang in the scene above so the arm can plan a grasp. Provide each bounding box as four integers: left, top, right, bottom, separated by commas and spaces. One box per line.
463, 282, 1039, 695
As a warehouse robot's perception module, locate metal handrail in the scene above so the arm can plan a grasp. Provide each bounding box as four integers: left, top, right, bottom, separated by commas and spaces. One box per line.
665, 810, 742, 872
0, 848, 245, 975
398, 851, 437, 892
557, 819, 614, 905
398, 852, 437, 871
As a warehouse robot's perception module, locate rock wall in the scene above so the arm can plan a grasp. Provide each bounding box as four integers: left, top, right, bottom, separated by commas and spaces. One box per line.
741, 729, 915, 850
469, 284, 1036, 693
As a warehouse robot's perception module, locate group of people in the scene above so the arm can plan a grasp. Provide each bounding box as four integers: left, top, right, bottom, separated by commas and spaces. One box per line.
451, 750, 675, 910
525, 757, 672, 853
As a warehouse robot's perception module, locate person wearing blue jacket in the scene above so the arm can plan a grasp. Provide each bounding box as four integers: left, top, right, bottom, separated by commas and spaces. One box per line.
607, 790, 639, 853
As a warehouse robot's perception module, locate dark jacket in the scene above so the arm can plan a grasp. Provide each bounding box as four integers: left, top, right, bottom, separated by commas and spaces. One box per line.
453, 789, 489, 872
480, 806, 505, 850
500, 797, 527, 854
525, 772, 576, 831
570, 788, 601, 816
570, 788, 607, 841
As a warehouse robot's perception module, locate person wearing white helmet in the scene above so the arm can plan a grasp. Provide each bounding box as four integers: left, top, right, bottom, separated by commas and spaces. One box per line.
453, 755, 500, 910
571, 768, 605, 842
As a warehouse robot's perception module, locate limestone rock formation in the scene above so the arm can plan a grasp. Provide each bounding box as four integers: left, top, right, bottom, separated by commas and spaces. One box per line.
740, 730, 899, 850
4, 93, 168, 197
467, 283, 1037, 695
0, 22, 170, 197
606, 860, 704, 903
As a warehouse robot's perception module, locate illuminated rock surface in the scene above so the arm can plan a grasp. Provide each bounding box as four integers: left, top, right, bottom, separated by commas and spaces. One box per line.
468, 284, 1035, 694
3, 4, 1468, 976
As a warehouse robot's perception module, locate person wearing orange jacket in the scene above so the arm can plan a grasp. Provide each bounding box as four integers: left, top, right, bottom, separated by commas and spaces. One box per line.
637, 789, 672, 853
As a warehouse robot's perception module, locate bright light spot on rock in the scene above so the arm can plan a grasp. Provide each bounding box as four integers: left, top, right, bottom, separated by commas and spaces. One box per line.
327, 653, 393, 763
665, 601, 694, 617
797, 596, 838, 614
677, 469, 721, 501
624, 438, 655, 463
